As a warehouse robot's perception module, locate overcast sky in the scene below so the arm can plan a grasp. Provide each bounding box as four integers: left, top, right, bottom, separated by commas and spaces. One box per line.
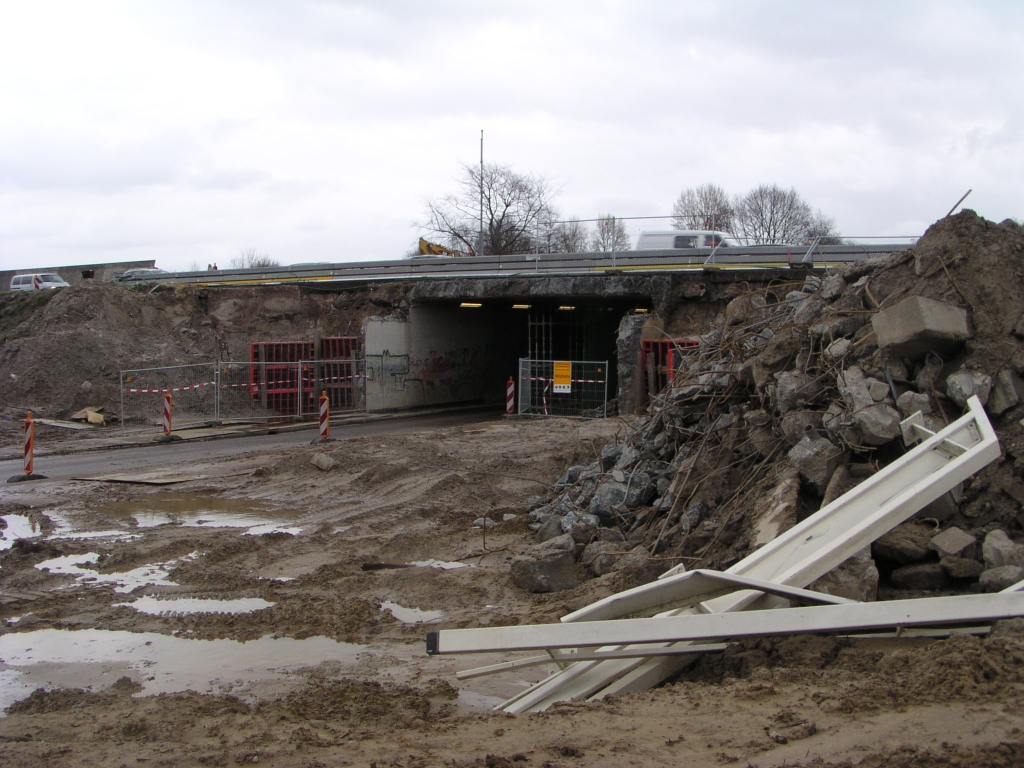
2, 1, 1022, 272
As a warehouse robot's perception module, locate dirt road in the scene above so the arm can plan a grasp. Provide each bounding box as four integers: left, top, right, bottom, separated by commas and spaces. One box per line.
2, 415, 1022, 767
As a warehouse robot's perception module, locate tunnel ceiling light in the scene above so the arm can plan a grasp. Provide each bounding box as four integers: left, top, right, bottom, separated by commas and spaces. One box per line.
558, 305, 576, 311
512, 304, 531, 309
634, 308, 649, 313
460, 302, 483, 308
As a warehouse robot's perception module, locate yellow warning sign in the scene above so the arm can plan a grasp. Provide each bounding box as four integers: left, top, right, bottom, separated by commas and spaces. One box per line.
553, 361, 572, 393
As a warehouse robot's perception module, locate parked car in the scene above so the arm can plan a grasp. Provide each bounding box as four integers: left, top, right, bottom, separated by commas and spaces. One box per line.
9, 273, 71, 291
116, 268, 168, 282
635, 230, 739, 250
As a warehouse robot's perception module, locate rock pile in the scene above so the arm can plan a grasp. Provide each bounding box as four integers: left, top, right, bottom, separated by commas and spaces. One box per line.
515, 211, 1024, 598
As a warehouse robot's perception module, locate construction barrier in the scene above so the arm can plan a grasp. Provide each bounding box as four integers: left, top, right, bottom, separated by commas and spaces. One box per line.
319, 390, 330, 440
517, 359, 609, 418
119, 359, 366, 428
506, 377, 515, 414
162, 393, 173, 435
24, 411, 34, 475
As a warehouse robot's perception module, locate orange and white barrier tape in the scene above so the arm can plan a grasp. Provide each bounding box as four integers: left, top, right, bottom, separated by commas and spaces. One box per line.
319, 390, 330, 439
162, 392, 173, 435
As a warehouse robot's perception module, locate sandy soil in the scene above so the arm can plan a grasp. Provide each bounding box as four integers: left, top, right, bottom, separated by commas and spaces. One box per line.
2, 416, 1023, 767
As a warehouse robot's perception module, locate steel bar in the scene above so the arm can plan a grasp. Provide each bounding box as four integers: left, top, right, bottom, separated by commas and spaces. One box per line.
454, 643, 729, 680
430, 593, 1024, 656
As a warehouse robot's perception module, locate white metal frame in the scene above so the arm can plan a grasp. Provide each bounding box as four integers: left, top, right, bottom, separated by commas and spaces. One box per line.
427, 397, 1005, 711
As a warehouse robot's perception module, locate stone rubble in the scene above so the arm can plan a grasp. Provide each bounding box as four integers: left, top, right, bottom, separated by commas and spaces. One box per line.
514, 211, 1024, 600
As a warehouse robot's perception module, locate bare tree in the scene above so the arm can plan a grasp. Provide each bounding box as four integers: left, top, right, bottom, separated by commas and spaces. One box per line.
733, 185, 841, 245
672, 183, 735, 233
805, 211, 844, 245
230, 248, 280, 269
549, 217, 590, 253
421, 163, 559, 255
591, 214, 631, 252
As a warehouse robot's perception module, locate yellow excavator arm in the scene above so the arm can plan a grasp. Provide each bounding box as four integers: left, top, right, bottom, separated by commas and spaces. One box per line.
418, 238, 472, 258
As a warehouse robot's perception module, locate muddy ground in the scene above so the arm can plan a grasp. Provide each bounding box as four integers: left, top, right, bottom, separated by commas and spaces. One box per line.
2, 416, 1023, 768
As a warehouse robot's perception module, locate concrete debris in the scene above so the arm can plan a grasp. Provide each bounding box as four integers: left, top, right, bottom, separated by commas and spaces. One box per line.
940, 556, 985, 580
787, 428, 846, 496
510, 534, 579, 593
946, 370, 993, 409
810, 546, 879, 602
310, 453, 336, 471
872, 522, 934, 564
513, 211, 1024, 608
890, 562, 949, 590
987, 369, 1024, 415
928, 527, 977, 560
982, 529, 1024, 569
473, 517, 497, 529
979, 565, 1024, 592
871, 296, 970, 360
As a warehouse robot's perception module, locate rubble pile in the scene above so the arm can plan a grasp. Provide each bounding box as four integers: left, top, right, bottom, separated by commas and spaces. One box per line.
517, 211, 1024, 599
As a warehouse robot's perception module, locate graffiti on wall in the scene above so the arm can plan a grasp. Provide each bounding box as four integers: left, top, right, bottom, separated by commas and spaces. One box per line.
365, 346, 497, 404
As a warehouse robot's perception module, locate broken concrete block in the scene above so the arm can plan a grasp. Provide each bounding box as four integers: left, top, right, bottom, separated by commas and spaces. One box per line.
872, 522, 933, 564
823, 338, 851, 361
809, 546, 878, 602
581, 540, 622, 577
753, 469, 801, 546
510, 534, 578, 593
820, 274, 845, 301
940, 556, 985, 580
867, 378, 890, 402
979, 565, 1024, 592
890, 563, 950, 590
725, 293, 767, 327
588, 476, 655, 521
473, 517, 497, 528
928, 527, 977, 560
537, 514, 565, 542
837, 366, 902, 445
918, 487, 962, 523
788, 428, 845, 495
780, 411, 824, 445
775, 371, 822, 413
988, 369, 1024, 415
982, 529, 1024, 569
310, 453, 336, 471
896, 391, 933, 419
871, 296, 970, 360
946, 370, 993, 409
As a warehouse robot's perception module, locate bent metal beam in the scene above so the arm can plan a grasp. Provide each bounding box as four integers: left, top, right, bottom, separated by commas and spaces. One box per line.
426, 396, 1002, 712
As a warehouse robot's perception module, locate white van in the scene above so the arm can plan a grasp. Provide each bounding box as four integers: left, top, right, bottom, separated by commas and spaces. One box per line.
635, 230, 739, 250
9, 273, 71, 291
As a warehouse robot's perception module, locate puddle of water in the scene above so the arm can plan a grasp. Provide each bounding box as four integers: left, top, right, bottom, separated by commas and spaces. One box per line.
35, 552, 198, 593
98, 492, 302, 535
409, 559, 470, 570
115, 596, 275, 615
0, 515, 42, 551
0, 628, 368, 714
381, 600, 443, 624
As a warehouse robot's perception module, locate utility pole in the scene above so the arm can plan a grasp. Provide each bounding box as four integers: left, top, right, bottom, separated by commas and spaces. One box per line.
478, 130, 484, 258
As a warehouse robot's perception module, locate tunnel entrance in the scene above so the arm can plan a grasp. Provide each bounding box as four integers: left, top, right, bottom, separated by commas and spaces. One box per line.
362, 295, 651, 412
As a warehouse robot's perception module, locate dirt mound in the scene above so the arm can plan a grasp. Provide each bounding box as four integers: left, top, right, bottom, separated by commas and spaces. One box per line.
0, 281, 407, 422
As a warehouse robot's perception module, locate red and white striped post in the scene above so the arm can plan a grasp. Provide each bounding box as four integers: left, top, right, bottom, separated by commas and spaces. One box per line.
319, 390, 330, 440
506, 377, 515, 414
23, 411, 35, 476
162, 392, 173, 435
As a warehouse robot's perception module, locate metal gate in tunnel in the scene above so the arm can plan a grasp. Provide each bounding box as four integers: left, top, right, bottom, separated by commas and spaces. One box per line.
527, 310, 585, 361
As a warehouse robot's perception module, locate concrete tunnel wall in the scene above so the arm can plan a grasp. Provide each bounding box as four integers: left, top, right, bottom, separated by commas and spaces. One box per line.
363, 305, 500, 411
